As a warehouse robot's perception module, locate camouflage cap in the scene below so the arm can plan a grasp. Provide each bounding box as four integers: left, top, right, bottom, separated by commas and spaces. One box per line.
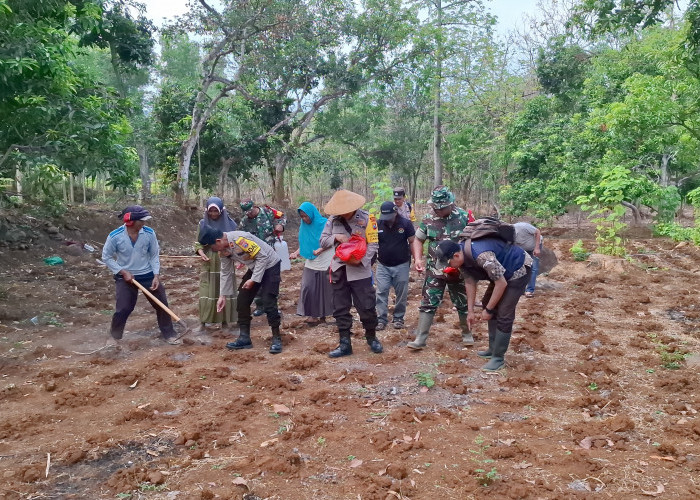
240, 199, 255, 212
429, 186, 455, 209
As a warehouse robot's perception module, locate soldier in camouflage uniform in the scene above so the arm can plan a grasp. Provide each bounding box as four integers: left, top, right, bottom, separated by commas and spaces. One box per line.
408, 186, 475, 350
239, 199, 287, 247
239, 199, 287, 315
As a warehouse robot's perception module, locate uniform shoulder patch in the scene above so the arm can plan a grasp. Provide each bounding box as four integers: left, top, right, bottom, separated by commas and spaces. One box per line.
234, 236, 261, 258
143, 226, 155, 234
366, 214, 378, 244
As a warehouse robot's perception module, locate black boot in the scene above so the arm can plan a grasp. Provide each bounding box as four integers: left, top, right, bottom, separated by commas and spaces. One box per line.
226, 324, 253, 350
481, 329, 511, 371
365, 330, 383, 354
328, 331, 353, 358
477, 320, 497, 359
269, 327, 282, 354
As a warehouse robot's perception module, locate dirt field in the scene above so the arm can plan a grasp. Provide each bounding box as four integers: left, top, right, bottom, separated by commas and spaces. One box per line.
0, 205, 699, 500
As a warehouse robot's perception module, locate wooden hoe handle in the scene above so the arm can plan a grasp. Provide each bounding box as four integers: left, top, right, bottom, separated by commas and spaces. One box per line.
131, 279, 182, 322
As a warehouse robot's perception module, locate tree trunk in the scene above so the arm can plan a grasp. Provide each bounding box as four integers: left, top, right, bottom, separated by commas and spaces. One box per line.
230, 177, 241, 206
410, 164, 420, 203
272, 152, 288, 205
15, 166, 22, 196
621, 201, 641, 226
433, 0, 443, 188
660, 153, 670, 187
137, 141, 150, 202
217, 157, 233, 195
176, 135, 198, 205
364, 161, 368, 199
177, 86, 233, 206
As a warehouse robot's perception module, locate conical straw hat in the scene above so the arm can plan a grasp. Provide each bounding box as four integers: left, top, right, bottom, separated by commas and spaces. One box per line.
324, 189, 366, 216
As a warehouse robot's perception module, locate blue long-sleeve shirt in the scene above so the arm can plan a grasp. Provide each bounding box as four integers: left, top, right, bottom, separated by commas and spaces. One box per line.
102, 225, 161, 276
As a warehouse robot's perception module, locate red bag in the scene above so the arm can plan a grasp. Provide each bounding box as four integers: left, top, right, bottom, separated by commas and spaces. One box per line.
335, 234, 367, 262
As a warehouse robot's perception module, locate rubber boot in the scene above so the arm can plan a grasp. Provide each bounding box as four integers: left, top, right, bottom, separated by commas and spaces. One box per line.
458, 313, 474, 346
365, 329, 383, 354
477, 320, 497, 359
481, 329, 511, 371
328, 330, 353, 358
407, 312, 434, 350
269, 327, 282, 354
226, 324, 253, 350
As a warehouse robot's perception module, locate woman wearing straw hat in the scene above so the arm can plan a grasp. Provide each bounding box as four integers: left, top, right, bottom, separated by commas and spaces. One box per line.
319, 189, 383, 357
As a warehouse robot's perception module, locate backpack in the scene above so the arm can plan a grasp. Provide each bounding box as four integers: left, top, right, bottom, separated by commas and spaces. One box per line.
460, 217, 515, 243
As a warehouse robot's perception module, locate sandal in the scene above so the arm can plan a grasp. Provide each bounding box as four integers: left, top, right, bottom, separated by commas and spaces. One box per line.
524, 292, 535, 298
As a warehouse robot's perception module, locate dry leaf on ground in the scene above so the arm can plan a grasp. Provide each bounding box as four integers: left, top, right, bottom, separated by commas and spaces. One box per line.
232, 477, 248, 487
272, 403, 290, 415
641, 483, 665, 497
260, 438, 278, 448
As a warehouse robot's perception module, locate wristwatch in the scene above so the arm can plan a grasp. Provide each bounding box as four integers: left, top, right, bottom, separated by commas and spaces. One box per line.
484, 306, 496, 315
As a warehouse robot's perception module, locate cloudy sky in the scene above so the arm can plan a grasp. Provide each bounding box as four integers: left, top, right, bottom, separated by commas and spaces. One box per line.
142, 0, 541, 32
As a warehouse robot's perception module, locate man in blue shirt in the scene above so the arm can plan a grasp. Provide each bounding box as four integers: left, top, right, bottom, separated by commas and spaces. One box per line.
102, 206, 179, 346
376, 201, 420, 330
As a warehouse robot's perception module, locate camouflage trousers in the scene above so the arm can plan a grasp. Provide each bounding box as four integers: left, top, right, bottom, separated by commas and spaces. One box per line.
419, 274, 468, 315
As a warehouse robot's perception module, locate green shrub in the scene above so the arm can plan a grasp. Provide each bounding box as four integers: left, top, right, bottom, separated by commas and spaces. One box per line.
570, 239, 590, 261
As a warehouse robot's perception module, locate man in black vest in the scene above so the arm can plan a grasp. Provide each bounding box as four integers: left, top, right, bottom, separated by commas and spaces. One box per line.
435, 239, 532, 371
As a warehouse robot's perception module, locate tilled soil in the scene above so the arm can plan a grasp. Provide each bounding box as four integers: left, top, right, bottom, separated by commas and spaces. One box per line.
0, 207, 699, 500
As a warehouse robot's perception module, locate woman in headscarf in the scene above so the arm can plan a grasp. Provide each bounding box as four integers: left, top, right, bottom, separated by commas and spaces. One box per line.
289, 202, 334, 325
195, 197, 238, 333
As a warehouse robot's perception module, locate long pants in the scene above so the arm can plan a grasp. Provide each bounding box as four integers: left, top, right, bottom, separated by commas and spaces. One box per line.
110, 273, 175, 339
480, 269, 531, 334
330, 267, 378, 333
237, 262, 281, 328
418, 274, 468, 315
375, 262, 409, 324
526, 245, 542, 293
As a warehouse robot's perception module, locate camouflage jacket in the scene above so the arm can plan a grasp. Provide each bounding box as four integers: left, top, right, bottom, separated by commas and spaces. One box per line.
415, 207, 471, 276
239, 206, 287, 247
